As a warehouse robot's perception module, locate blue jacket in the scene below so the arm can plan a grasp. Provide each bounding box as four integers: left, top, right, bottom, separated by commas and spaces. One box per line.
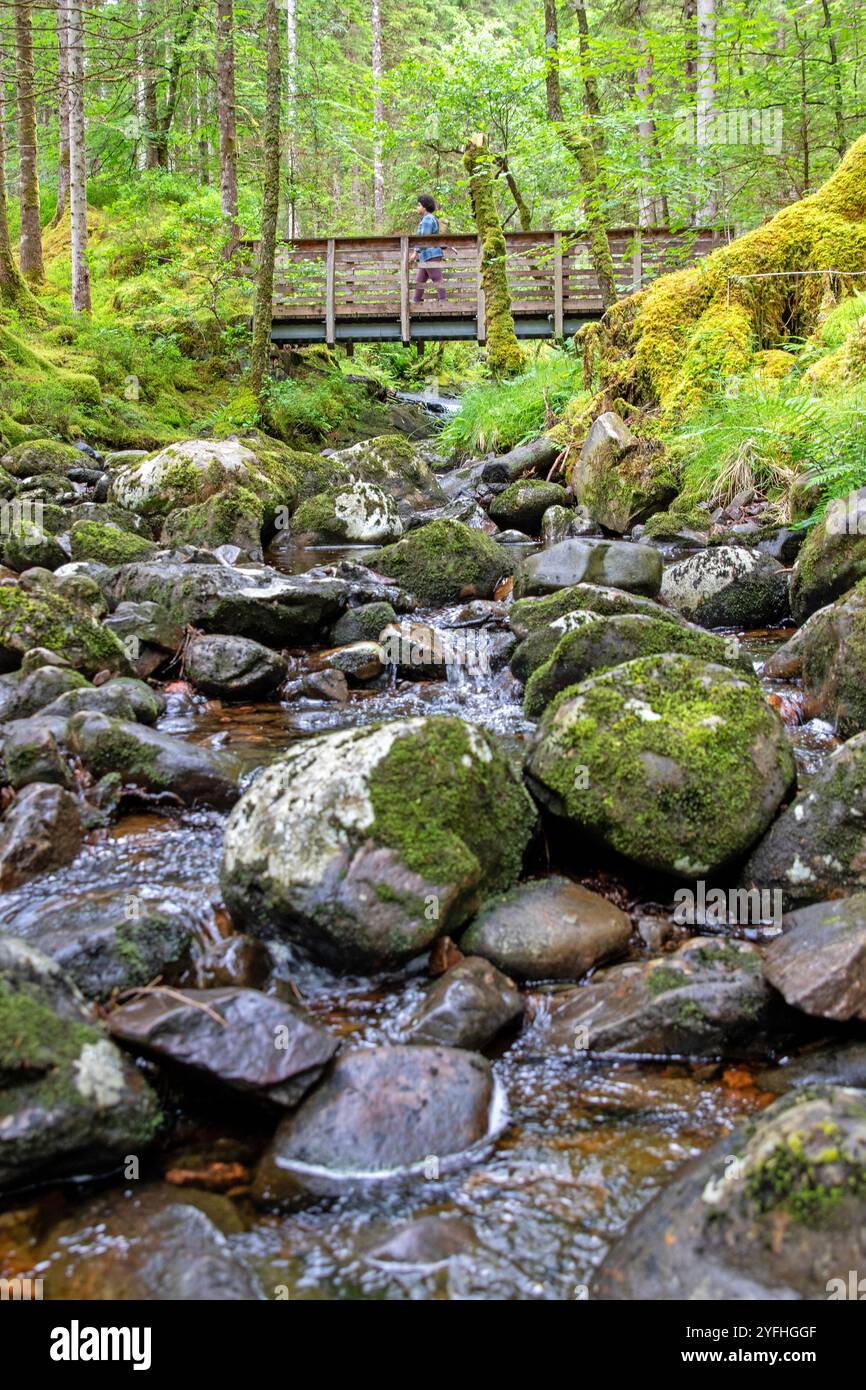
417, 212, 443, 262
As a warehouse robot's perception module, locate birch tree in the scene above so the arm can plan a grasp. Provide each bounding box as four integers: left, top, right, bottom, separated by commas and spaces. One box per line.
64, 0, 91, 311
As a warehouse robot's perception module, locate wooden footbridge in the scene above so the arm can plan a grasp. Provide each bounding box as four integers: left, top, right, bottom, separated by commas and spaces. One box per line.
244, 227, 722, 346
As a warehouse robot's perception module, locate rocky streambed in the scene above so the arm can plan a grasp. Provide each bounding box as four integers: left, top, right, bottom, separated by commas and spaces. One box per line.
0, 415, 865, 1301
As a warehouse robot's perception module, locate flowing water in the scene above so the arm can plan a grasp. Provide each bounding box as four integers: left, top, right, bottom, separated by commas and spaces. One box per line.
0, 499, 830, 1300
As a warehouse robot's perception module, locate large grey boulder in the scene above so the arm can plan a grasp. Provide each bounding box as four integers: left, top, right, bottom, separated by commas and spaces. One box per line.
515, 537, 663, 598
460, 877, 631, 981
661, 546, 788, 628
763, 895, 866, 1021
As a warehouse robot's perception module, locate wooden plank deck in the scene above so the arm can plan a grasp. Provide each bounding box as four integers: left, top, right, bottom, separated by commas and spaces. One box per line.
239, 228, 723, 345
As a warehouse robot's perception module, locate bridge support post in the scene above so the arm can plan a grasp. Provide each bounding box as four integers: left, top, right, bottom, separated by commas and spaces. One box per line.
476, 237, 486, 344
400, 236, 410, 344
553, 231, 564, 338
632, 228, 643, 292
325, 237, 336, 346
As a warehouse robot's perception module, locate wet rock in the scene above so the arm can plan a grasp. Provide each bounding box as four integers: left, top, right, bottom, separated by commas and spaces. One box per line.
743, 731, 866, 907
184, 634, 288, 699
2, 886, 200, 1000
661, 546, 789, 628
69, 520, 158, 567
374, 519, 511, 606
509, 582, 686, 643
103, 598, 184, 678
108, 986, 337, 1107
527, 654, 795, 877
763, 895, 866, 1022
253, 1045, 497, 1204
331, 601, 397, 645
43, 677, 164, 725
522, 612, 753, 718
790, 485, 866, 622
69, 712, 237, 807
113, 562, 347, 646
2, 526, 68, 573
515, 537, 663, 599
461, 877, 631, 981
403, 956, 524, 1049
570, 412, 675, 533
221, 716, 536, 970
525, 937, 774, 1058
540, 503, 598, 545
299, 669, 348, 702
0, 783, 82, 890
320, 640, 384, 683
9, 664, 89, 718
764, 580, 866, 737
0, 715, 73, 789
488, 480, 568, 536
593, 1086, 866, 1299
22, 1184, 265, 1299
363, 1214, 478, 1270
292, 479, 402, 544
0, 582, 131, 677
379, 618, 487, 680
754, 1041, 866, 1094
0, 937, 160, 1192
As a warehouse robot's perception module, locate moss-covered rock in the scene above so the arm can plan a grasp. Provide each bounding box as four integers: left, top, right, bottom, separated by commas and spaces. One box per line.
1, 525, 68, 573
68, 712, 238, 807
160, 484, 266, 557
69, 520, 158, 567
321, 435, 446, 517
220, 716, 537, 970
292, 479, 402, 544
523, 612, 755, 718
509, 582, 687, 642
0, 584, 132, 677
661, 545, 789, 628
488, 480, 568, 536
764, 578, 866, 737
593, 1086, 866, 1299
526, 652, 796, 876
374, 519, 511, 606
790, 486, 866, 622
570, 412, 677, 533
331, 601, 398, 645
1, 439, 84, 479
0, 936, 161, 1191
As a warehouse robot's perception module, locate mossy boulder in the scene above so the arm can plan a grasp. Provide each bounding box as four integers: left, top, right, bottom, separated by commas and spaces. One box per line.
331, 601, 398, 645
593, 1087, 866, 1300
744, 730, 866, 907
570, 412, 676, 533
160, 485, 266, 557
374, 520, 511, 606
764, 578, 866, 737
525, 936, 773, 1058
0, 584, 132, 678
1, 525, 68, 573
488, 480, 568, 536
790, 486, 866, 622
68, 712, 238, 807
220, 716, 537, 970
509, 582, 687, 642
318, 435, 446, 518
1, 439, 83, 479
661, 545, 789, 628
292, 479, 402, 544
69, 520, 158, 567
523, 612, 755, 718
526, 653, 796, 876
641, 507, 711, 543
0, 936, 161, 1191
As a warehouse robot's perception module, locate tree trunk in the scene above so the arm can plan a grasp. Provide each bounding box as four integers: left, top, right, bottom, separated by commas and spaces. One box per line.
154, 2, 201, 168
543, 0, 564, 124
250, 0, 281, 396
286, 0, 300, 236
65, 0, 91, 312
53, 0, 70, 226
463, 134, 524, 377
820, 0, 845, 158
135, 0, 147, 168
196, 67, 210, 185
496, 156, 531, 231
371, 0, 384, 229
143, 0, 159, 170
696, 0, 718, 222
14, 0, 43, 281
216, 0, 238, 240
632, 0, 666, 225
0, 72, 35, 309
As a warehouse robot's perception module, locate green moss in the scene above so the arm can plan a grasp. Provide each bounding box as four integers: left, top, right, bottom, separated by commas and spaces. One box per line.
744, 1139, 866, 1225
0, 584, 132, 677
368, 717, 535, 897
162, 483, 266, 551
510, 584, 678, 641
70, 520, 158, 566
463, 139, 525, 377
642, 507, 711, 539
375, 519, 511, 606
646, 965, 688, 996
0, 979, 102, 1085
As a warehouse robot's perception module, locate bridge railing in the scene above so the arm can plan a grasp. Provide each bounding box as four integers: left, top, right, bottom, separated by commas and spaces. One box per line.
238, 228, 721, 343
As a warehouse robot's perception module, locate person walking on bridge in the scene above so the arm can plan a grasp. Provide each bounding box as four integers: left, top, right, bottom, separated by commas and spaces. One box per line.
412, 195, 448, 304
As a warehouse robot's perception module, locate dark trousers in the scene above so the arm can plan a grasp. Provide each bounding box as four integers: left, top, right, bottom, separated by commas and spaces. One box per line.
413, 262, 447, 303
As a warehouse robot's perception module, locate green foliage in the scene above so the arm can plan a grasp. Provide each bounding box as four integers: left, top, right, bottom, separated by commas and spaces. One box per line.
261, 371, 368, 445
439, 350, 586, 457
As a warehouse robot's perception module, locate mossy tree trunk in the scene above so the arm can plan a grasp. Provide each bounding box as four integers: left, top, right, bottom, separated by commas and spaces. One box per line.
250, 0, 281, 397
216, 0, 239, 249
0, 73, 36, 313
14, 0, 43, 283
463, 134, 524, 378
52, 0, 70, 228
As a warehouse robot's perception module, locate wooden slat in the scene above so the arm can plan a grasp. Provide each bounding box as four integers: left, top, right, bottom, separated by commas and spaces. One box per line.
325, 239, 336, 346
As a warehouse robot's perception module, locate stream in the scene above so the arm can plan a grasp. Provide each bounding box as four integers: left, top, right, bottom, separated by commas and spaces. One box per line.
0, 425, 842, 1302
